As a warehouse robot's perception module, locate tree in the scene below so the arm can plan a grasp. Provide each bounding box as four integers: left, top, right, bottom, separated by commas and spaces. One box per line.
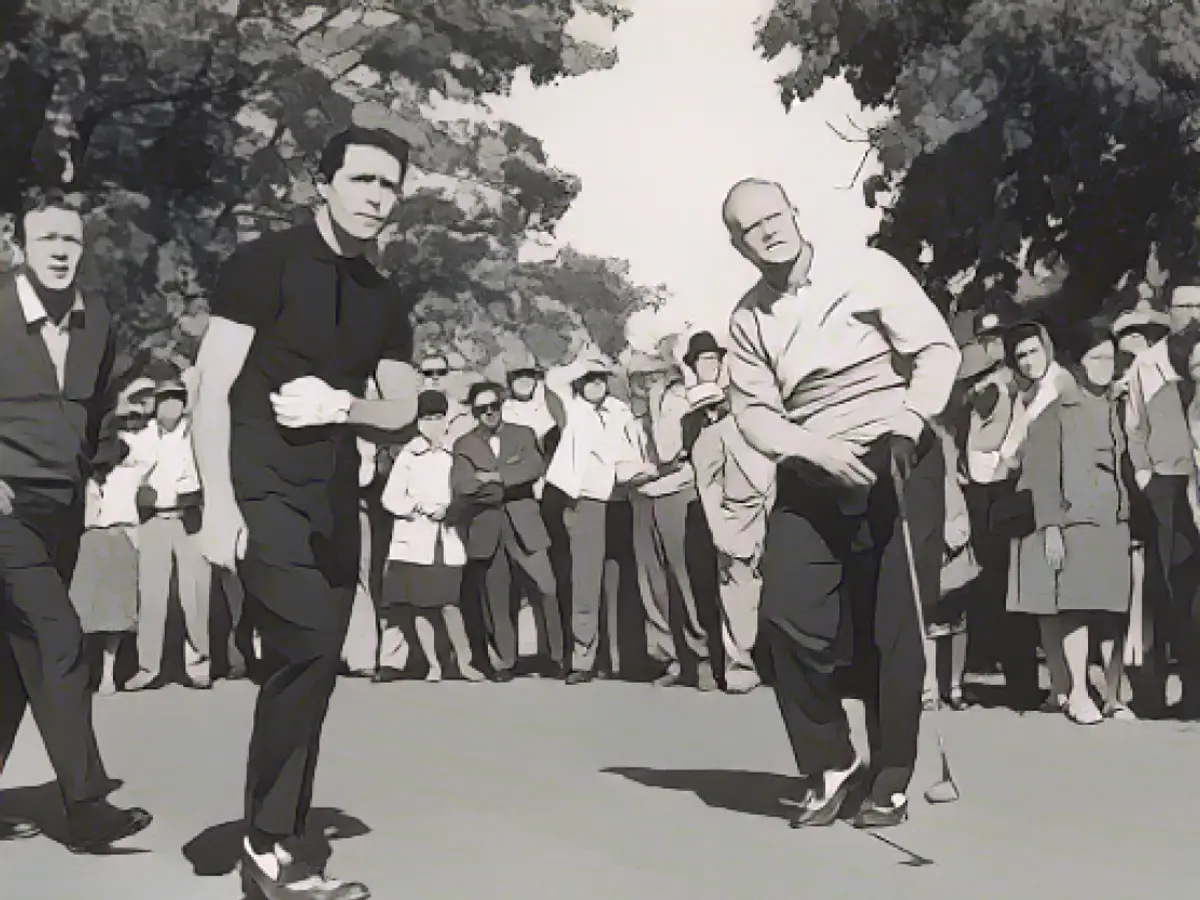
754, 0, 1200, 323
0, 0, 653, 373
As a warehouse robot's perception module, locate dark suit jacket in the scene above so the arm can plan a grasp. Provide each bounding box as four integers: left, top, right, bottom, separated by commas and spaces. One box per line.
451, 422, 550, 560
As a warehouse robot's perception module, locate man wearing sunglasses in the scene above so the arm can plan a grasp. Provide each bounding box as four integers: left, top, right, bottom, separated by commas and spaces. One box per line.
451, 383, 564, 680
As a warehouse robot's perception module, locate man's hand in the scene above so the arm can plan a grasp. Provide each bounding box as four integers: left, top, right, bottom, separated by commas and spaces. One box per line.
270, 376, 355, 429
716, 550, 734, 585
197, 501, 248, 571
945, 514, 970, 553
1134, 470, 1152, 492
795, 435, 875, 489
0, 480, 13, 516
890, 435, 920, 481
1044, 525, 1066, 572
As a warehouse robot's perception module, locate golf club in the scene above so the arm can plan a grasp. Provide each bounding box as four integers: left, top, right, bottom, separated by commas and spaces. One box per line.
891, 456, 961, 805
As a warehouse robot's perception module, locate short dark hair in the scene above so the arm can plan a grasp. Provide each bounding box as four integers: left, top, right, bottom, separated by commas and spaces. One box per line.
14, 188, 85, 246
1167, 320, 1200, 378
318, 127, 411, 183
468, 381, 505, 409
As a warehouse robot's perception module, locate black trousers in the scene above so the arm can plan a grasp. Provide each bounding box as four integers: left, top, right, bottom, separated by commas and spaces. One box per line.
238, 492, 359, 841
962, 480, 1040, 699
473, 535, 563, 672
0, 488, 112, 808
757, 439, 938, 803
1139, 474, 1200, 706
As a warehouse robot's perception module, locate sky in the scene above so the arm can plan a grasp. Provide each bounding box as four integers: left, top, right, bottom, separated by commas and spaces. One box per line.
486, 0, 886, 349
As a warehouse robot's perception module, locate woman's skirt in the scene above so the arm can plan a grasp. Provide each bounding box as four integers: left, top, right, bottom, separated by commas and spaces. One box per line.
70, 526, 139, 633
1009, 521, 1132, 615
382, 560, 463, 610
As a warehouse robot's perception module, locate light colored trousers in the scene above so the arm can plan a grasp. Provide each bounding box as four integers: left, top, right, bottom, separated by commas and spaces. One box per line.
719, 558, 762, 677
631, 490, 709, 665
137, 513, 211, 675
565, 498, 622, 673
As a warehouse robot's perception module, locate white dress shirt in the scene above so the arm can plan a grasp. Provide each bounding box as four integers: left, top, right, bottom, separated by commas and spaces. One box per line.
144, 420, 202, 509
15, 272, 85, 388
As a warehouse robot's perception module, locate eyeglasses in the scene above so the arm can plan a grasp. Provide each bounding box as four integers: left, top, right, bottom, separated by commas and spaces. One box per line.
473, 401, 502, 416
421, 368, 449, 378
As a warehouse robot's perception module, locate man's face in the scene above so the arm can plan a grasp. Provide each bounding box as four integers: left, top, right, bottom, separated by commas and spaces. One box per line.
417, 412, 447, 445
472, 389, 503, 431
322, 144, 403, 241
156, 397, 185, 430
1171, 286, 1200, 333
725, 184, 803, 269
693, 352, 722, 384
1012, 335, 1049, 382
510, 375, 537, 401
580, 374, 608, 404
22, 207, 84, 292
420, 356, 449, 388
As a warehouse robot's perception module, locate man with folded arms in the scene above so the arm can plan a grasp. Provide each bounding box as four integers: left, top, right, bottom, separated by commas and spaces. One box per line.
723, 178, 959, 829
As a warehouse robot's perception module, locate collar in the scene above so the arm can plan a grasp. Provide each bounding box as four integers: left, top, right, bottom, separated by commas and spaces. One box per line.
16, 272, 85, 326
302, 219, 375, 280
408, 435, 437, 455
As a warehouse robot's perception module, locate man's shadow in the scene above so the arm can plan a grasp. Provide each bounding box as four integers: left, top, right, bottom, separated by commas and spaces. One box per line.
0, 780, 148, 855
182, 808, 370, 891
601, 767, 810, 821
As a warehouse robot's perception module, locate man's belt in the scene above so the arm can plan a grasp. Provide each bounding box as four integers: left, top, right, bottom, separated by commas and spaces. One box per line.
502, 482, 536, 503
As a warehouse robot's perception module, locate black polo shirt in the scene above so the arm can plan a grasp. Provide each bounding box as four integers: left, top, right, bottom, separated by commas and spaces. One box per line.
0, 274, 116, 502
210, 221, 413, 511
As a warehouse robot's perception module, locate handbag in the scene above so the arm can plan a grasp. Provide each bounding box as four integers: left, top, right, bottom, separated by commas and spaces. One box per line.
987, 488, 1036, 540
940, 543, 981, 596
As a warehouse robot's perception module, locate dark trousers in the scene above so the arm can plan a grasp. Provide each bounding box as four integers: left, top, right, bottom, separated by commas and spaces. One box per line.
757, 440, 934, 803
1139, 474, 1200, 706
474, 538, 563, 672
0, 489, 112, 808
963, 480, 1040, 699
238, 493, 359, 841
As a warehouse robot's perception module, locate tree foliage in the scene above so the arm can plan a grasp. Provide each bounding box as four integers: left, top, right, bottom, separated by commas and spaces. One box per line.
0, 0, 653, 374
756, 0, 1200, 321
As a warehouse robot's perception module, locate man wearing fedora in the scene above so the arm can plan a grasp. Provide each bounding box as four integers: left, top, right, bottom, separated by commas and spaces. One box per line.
689, 380, 776, 693
1114, 304, 1200, 718
546, 352, 653, 683
955, 312, 1041, 708
125, 376, 212, 691
626, 346, 717, 690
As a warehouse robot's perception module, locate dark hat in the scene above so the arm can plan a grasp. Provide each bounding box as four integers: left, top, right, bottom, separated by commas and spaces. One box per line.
416, 390, 449, 418
155, 379, 188, 402
683, 331, 725, 369
955, 342, 998, 383
507, 364, 543, 382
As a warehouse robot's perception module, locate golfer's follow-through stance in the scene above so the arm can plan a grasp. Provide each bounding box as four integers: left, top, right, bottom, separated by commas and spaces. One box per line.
192, 127, 420, 900
722, 179, 960, 829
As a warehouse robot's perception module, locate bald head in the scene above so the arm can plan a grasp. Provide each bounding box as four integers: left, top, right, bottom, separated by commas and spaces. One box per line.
721, 178, 803, 269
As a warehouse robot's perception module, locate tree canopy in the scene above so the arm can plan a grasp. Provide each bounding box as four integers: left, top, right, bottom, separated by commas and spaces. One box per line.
755, 0, 1200, 322
0, 0, 660, 376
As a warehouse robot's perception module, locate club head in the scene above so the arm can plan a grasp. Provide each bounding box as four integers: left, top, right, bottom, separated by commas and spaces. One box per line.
923, 779, 960, 804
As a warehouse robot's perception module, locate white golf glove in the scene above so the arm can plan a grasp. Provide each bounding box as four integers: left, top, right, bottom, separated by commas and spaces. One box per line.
270, 376, 355, 429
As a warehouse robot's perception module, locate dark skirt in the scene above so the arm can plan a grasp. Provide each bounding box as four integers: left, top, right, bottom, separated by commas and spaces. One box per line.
382, 560, 463, 610
70, 526, 138, 634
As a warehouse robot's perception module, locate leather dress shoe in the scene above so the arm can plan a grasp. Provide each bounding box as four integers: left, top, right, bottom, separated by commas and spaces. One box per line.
490, 668, 515, 683
789, 762, 866, 829
242, 847, 370, 900
0, 816, 40, 840
565, 669, 595, 685
851, 797, 909, 829
66, 801, 152, 853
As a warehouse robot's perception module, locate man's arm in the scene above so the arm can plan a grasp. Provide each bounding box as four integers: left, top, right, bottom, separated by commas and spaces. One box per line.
504, 427, 546, 487
193, 317, 255, 512
865, 251, 963, 441
346, 358, 419, 431
87, 328, 122, 478
726, 309, 824, 461
1123, 366, 1154, 478
450, 440, 503, 504
692, 429, 734, 553
650, 381, 689, 466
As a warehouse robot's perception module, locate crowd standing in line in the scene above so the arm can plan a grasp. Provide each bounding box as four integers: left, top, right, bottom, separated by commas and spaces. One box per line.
6, 132, 1200, 897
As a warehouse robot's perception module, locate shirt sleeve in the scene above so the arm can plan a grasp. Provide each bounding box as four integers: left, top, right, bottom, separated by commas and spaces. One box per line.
381, 291, 414, 363
208, 240, 283, 330
727, 307, 815, 461
859, 250, 962, 440
691, 428, 733, 553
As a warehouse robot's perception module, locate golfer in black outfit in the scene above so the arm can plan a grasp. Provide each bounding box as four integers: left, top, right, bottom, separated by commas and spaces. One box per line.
193, 128, 419, 900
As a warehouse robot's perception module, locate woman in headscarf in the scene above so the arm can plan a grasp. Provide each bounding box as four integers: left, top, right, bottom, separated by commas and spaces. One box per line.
1005, 320, 1133, 724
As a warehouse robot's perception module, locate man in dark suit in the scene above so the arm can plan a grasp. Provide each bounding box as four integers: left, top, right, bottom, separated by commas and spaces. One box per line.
0, 191, 151, 851
451, 382, 564, 681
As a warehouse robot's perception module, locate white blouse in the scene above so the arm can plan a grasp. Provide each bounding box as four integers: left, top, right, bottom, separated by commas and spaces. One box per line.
380, 436, 466, 566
